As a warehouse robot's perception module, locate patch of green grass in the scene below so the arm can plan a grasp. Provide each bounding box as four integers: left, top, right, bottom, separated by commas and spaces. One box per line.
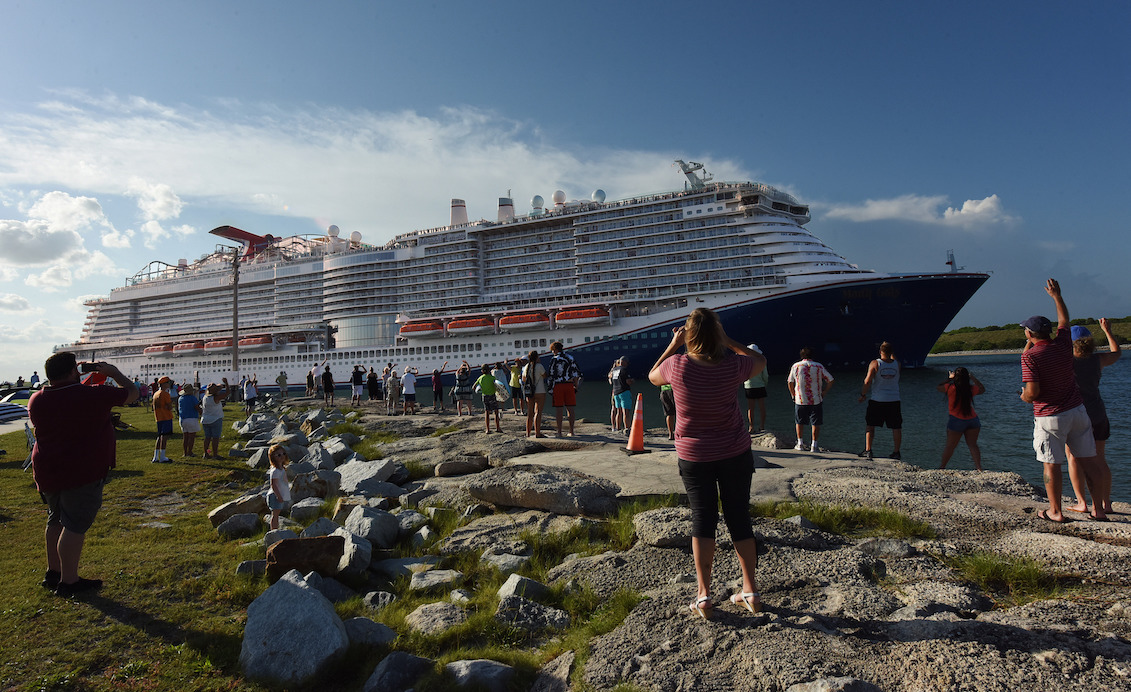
430, 424, 464, 437
946, 551, 1061, 605
751, 498, 936, 540
606, 494, 682, 550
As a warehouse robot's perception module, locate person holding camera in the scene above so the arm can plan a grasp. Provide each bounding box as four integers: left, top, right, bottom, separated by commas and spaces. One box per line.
28, 353, 138, 597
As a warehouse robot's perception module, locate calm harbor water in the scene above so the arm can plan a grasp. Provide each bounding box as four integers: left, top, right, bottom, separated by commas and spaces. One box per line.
543, 352, 1128, 505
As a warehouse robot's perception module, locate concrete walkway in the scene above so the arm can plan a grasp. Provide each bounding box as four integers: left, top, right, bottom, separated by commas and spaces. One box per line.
515, 421, 892, 503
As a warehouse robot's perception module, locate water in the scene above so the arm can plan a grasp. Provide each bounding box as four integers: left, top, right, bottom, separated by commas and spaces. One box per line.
547, 353, 1129, 504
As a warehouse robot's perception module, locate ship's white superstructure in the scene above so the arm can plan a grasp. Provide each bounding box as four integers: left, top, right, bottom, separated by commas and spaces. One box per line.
59, 161, 988, 386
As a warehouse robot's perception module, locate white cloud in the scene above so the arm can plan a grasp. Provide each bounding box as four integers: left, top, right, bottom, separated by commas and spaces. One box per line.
0, 317, 76, 344
101, 227, 135, 248
24, 265, 73, 292
824, 193, 1017, 229
0, 219, 84, 265
0, 293, 31, 311
126, 177, 184, 221
27, 191, 110, 232
0, 93, 749, 243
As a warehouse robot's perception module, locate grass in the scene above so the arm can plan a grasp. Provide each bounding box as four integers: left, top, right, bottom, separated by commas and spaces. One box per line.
752, 498, 937, 540
945, 551, 1062, 605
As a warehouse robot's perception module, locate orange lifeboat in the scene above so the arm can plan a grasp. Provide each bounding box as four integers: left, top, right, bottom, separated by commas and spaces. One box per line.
399, 320, 444, 338
204, 339, 233, 352
446, 317, 494, 335
143, 344, 174, 358
238, 336, 273, 351
554, 307, 611, 327
499, 313, 550, 331
172, 341, 205, 357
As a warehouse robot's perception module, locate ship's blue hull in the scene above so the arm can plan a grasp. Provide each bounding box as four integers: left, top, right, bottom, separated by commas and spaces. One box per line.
562, 273, 989, 378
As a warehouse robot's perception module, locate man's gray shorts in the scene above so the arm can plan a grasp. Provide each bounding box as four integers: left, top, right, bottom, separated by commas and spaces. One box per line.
43, 478, 105, 534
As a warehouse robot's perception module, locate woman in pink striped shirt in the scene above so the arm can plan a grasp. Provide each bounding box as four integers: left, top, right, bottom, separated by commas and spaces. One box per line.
649, 307, 766, 618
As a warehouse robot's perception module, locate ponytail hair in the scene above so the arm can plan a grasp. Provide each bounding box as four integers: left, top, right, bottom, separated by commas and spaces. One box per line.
953, 367, 974, 417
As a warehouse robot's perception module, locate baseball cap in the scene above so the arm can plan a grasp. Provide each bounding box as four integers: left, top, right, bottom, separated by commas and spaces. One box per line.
1070, 325, 1092, 341
158, 376, 172, 384
1020, 316, 1052, 335
748, 343, 763, 354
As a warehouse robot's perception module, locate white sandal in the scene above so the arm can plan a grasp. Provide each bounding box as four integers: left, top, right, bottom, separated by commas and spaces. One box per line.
689, 595, 713, 619
730, 591, 762, 613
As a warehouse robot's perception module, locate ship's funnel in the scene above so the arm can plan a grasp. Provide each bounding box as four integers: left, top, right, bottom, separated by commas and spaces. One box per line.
498, 197, 515, 223
451, 199, 468, 226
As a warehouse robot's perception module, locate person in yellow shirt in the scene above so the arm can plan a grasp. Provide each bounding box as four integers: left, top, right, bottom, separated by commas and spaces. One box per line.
152, 377, 174, 463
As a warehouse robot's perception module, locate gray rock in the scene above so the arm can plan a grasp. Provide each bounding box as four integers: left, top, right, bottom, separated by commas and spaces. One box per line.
209, 494, 268, 527
363, 651, 433, 692
363, 590, 397, 610
343, 617, 397, 647
435, 454, 489, 477
440, 510, 592, 555
302, 442, 336, 471
495, 594, 570, 631
301, 517, 340, 538
290, 470, 342, 503
497, 573, 549, 601
337, 459, 398, 495
633, 507, 692, 548
288, 497, 325, 523
333, 527, 373, 576
481, 552, 530, 575
344, 506, 401, 548
411, 525, 437, 548
284, 459, 316, 481
785, 514, 820, 530
396, 509, 429, 536
264, 528, 299, 549
217, 512, 261, 539
465, 464, 621, 516
531, 650, 575, 692
245, 447, 271, 470
307, 574, 357, 603
786, 679, 882, 692
410, 569, 464, 592
236, 560, 266, 577
856, 537, 915, 558
323, 437, 355, 463
238, 569, 348, 686
444, 659, 515, 691
450, 588, 474, 604
404, 601, 468, 635
400, 486, 438, 507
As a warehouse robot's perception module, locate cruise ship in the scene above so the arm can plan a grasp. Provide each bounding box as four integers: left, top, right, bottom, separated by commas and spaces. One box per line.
60, 161, 989, 388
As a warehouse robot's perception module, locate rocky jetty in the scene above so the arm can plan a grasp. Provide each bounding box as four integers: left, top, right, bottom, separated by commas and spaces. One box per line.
214, 396, 1131, 691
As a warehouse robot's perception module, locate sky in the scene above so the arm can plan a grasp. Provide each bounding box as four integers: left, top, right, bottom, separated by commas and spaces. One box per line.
0, 1, 1128, 381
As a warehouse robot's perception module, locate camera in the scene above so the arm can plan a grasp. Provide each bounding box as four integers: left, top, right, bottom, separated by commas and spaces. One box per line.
80, 362, 100, 373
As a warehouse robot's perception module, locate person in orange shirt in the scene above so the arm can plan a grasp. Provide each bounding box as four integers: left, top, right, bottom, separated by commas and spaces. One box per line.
152, 377, 174, 463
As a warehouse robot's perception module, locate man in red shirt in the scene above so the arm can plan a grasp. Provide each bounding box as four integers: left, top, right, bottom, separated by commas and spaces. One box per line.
28, 353, 138, 596
1020, 278, 1101, 522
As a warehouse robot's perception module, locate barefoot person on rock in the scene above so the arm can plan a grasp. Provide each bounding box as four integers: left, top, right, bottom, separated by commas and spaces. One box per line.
649, 308, 766, 619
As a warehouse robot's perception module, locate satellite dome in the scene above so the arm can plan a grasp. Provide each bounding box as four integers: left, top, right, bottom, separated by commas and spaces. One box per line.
531, 195, 544, 209
552, 190, 566, 204
327, 225, 340, 237
350, 231, 362, 243
592, 189, 606, 203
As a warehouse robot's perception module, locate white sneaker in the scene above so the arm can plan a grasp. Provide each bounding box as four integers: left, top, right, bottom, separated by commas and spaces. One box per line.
794, 441, 805, 450
810, 443, 819, 453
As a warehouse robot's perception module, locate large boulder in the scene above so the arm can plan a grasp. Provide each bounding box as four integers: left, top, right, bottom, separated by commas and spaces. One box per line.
404, 602, 468, 636
344, 506, 401, 549
302, 442, 336, 471
333, 527, 373, 576
209, 494, 268, 527
632, 507, 693, 548
495, 595, 570, 631
217, 513, 261, 539
337, 459, 399, 496
238, 570, 349, 686
265, 535, 345, 581
343, 617, 397, 647
288, 497, 326, 523
464, 464, 620, 516
290, 470, 342, 503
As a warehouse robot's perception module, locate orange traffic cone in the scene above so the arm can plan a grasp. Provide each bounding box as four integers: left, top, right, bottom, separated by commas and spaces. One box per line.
623, 393, 651, 455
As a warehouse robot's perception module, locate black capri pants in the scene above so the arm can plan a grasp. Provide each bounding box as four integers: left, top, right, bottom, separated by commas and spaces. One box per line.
678, 448, 756, 541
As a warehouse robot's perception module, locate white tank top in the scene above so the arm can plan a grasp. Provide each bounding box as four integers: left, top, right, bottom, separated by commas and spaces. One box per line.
871, 358, 900, 402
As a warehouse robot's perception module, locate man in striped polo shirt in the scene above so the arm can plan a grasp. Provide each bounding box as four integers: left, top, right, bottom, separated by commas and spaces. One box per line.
1020, 278, 1101, 522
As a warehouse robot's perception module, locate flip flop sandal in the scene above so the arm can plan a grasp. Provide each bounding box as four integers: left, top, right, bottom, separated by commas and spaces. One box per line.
730, 592, 762, 613
689, 596, 713, 619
